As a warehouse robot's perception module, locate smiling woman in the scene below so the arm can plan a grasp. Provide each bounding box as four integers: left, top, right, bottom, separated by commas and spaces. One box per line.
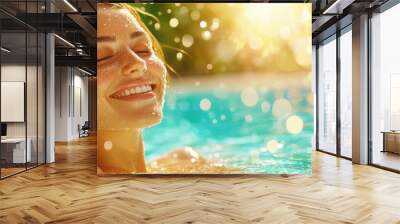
97, 3, 168, 173
96, 3, 230, 174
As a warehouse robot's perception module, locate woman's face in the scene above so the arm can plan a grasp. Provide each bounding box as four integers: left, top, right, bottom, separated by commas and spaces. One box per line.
97, 5, 166, 129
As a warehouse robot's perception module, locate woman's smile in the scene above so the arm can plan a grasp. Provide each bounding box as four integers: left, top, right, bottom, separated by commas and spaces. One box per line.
109, 78, 157, 102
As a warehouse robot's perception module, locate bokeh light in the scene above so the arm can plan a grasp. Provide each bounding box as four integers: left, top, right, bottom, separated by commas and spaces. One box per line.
261, 101, 271, 113
272, 98, 292, 118
201, 30, 212, 40
174, 36, 180, 43
182, 34, 194, 48
210, 18, 220, 31
212, 118, 218, 124
190, 10, 200, 21
245, 114, 253, 123
286, 115, 304, 134
104, 141, 113, 151
154, 22, 160, 30
176, 52, 183, 61
241, 88, 259, 107
265, 139, 281, 153
200, 20, 207, 29
200, 98, 212, 111
169, 17, 179, 28
179, 6, 188, 15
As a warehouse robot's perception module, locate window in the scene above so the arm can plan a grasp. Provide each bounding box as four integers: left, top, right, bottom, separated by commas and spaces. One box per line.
339, 27, 352, 158
0, 1, 46, 179
317, 36, 337, 154
371, 3, 400, 171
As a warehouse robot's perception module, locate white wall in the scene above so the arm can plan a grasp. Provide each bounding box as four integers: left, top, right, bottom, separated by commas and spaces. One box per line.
1, 65, 36, 138
54, 67, 89, 141
1, 65, 26, 140
72, 73, 89, 138
55, 66, 69, 141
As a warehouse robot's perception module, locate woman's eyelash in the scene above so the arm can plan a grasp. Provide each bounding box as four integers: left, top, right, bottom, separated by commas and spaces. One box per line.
97, 48, 151, 62
135, 50, 152, 57
97, 55, 113, 62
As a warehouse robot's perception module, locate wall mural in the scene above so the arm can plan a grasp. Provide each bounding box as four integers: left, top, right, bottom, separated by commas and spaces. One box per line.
97, 3, 313, 174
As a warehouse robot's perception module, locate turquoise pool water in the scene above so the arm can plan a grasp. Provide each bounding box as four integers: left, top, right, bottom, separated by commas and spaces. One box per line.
143, 88, 313, 174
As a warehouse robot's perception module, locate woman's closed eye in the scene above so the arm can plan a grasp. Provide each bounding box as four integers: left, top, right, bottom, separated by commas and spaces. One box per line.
98, 55, 113, 62
131, 40, 152, 58
135, 49, 152, 57
98, 47, 115, 62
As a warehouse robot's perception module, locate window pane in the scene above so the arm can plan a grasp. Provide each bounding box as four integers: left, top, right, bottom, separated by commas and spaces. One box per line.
27, 31, 38, 169
340, 29, 352, 158
1, 30, 27, 177
317, 37, 337, 154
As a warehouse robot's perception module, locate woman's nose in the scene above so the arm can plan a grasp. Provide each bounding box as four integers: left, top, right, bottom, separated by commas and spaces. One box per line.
121, 49, 147, 77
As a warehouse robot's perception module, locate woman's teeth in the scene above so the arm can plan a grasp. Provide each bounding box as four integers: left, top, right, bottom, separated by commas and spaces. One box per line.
119, 85, 152, 97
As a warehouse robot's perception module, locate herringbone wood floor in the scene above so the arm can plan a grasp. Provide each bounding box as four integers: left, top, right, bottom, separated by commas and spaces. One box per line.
1, 136, 400, 224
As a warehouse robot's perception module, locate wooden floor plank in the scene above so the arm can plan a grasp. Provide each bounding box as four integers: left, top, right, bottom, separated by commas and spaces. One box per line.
1, 135, 400, 223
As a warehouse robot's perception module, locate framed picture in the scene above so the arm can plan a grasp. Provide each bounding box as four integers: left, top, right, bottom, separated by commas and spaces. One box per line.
97, 3, 313, 174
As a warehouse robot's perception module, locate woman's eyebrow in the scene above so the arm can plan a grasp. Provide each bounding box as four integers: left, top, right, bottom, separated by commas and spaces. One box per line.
97, 36, 116, 42
97, 32, 145, 42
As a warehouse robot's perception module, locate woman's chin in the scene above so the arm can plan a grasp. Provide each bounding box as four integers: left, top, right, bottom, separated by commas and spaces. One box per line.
139, 115, 162, 128
99, 112, 162, 130
126, 111, 163, 129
